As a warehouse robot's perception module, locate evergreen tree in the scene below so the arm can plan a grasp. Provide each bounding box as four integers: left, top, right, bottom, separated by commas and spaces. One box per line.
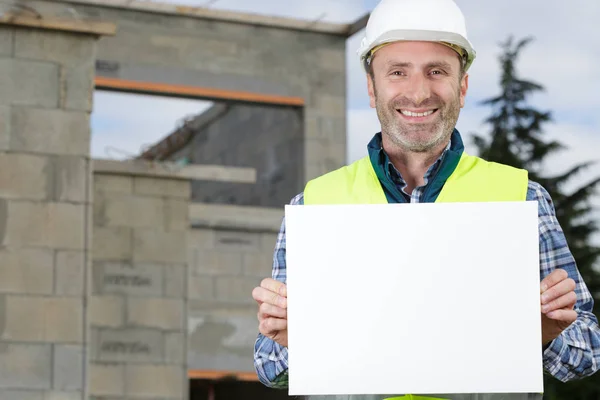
471, 36, 600, 399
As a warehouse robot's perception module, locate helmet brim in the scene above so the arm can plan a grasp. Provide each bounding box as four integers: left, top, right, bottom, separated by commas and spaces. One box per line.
358, 29, 476, 72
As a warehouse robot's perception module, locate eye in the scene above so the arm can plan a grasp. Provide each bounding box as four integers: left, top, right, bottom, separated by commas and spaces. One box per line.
391, 71, 405, 76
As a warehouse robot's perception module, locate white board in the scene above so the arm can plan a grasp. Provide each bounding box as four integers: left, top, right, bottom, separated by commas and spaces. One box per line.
285, 201, 543, 396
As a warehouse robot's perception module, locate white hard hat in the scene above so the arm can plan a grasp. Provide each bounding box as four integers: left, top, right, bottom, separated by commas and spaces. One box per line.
358, 0, 476, 72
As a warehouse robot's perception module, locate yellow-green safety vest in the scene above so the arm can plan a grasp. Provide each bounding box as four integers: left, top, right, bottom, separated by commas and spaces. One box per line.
303, 152, 529, 400
305, 152, 528, 205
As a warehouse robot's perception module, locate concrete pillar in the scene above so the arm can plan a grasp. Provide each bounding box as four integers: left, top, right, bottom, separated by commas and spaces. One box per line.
0, 15, 114, 400
91, 163, 191, 400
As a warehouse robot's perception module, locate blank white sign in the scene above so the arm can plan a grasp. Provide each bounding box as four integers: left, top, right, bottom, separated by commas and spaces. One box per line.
285, 201, 543, 396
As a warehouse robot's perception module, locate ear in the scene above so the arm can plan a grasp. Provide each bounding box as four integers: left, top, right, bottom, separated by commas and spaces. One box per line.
460, 73, 469, 108
367, 73, 376, 109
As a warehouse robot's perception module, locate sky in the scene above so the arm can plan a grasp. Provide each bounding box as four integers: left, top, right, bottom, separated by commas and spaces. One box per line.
91, 0, 600, 241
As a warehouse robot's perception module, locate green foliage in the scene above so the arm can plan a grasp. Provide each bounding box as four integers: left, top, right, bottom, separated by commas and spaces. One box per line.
471, 36, 600, 399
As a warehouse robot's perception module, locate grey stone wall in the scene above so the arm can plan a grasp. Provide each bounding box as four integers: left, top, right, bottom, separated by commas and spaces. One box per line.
0, 21, 100, 400
91, 172, 190, 400
187, 204, 282, 374
167, 103, 304, 208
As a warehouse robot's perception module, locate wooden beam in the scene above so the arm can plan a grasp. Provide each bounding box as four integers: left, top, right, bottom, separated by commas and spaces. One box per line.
94, 76, 305, 107
0, 14, 116, 36
188, 370, 259, 382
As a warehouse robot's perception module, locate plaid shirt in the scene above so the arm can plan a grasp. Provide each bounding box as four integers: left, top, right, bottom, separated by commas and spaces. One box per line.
253, 145, 600, 388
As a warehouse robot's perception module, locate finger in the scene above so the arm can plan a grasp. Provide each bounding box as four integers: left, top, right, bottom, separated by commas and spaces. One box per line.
259, 302, 287, 320
541, 278, 576, 305
541, 291, 577, 313
541, 269, 569, 292
252, 286, 287, 308
546, 309, 577, 323
259, 317, 287, 336
261, 278, 287, 297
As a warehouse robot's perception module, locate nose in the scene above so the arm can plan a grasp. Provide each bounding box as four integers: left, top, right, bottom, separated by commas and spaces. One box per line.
404, 73, 431, 106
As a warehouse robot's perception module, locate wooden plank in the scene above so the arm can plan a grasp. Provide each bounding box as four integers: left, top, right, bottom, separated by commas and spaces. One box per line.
0, 14, 116, 36
95, 76, 305, 106
188, 369, 259, 382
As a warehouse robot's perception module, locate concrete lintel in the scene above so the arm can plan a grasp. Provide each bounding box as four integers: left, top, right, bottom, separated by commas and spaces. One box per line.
0, 13, 116, 36
50, 0, 362, 37
189, 203, 283, 233
92, 159, 256, 183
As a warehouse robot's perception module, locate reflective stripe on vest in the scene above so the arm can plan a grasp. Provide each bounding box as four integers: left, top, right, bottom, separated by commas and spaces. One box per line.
303, 153, 530, 400
304, 152, 528, 205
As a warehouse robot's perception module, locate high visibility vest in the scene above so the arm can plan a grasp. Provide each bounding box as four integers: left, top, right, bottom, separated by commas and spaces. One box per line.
303, 153, 532, 400
304, 153, 528, 205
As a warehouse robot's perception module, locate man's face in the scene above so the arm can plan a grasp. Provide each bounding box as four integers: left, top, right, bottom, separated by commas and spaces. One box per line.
367, 41, 469, 153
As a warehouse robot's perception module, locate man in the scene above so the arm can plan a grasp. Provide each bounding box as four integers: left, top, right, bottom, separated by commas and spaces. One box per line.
252, 0, 600, 399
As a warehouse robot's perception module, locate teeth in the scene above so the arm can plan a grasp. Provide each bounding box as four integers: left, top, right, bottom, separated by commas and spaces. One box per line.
400, 110, 435, 117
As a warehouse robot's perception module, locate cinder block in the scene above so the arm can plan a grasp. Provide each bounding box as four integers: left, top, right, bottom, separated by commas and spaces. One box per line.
4, 202, 85, 250
260, 232, 279, 254
0, 248, 54, 295
164, 199, 189, 231
127, 298, 184, 330
52, 156, 88, 203
214, 276, 260, 304
93, 174, 133, 195
0, 296, 83, 343
0, 106, 9, 150
188, 229, 215, 249
89, 364, 124, 397
0, 344, 52, 389
62, 64, 95, 112
191, 250, 243, 276
125, 365, 184, 398
311, 94, 345, 117
0, 59, 58, 107
92, 262, 163, 296
0, 27, 14, 56
0, 390, 43, 400
214, 230, 260, 253
188, 276, 214, 301
133, 230, 187, 264
94, 328, 163, 363
89, 295, 124, 328
15, 30, 95, 66
52, 345, 83, 391
10, 107, 90, 156
133, 176, 190, 199
43, 392, 81, 400
164, 332, 186, 364
164, 264, 186, 298
92, 226, 132, 261
314, 48, 345, 72
0, 153, 49, 200
97, 196, 165, 229
242, 253, 272, 277
55, 251, 84, 296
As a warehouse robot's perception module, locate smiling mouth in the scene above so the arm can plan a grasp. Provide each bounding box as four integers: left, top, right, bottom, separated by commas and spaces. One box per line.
397, 109, 438, 118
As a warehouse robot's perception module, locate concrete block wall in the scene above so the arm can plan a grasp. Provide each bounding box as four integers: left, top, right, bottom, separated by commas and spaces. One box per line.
0, 19, 109, 400
168, 103, 304, 208
30, 0, 348, 185
91, 170, 190, 400
187, 204, 282, 373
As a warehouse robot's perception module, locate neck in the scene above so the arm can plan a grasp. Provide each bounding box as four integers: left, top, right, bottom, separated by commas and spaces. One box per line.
382, 134, 450, 193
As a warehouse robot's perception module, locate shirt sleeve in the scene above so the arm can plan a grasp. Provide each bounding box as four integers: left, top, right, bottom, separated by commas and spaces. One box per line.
253, 192, 304, 388
529, 180, 600, 381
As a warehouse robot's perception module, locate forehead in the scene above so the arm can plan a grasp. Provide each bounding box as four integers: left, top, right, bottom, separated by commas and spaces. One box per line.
372, 41, 460, 68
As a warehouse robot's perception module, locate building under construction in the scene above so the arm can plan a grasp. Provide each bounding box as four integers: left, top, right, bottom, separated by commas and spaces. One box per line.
0, 0, 364, 398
